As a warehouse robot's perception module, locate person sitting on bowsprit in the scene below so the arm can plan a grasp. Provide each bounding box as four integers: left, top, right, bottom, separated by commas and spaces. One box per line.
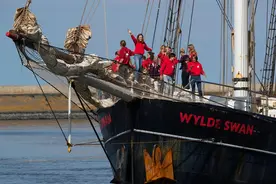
160, 53, 178, 96
117, 40, 134, 79
179, 48, 190, 89
188, 55, 206, 100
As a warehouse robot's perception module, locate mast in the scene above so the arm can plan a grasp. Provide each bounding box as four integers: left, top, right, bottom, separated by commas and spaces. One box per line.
233, 0, 249, 101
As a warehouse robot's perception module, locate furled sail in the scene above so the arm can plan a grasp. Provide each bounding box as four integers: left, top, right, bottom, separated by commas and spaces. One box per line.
64, 25, 92, 54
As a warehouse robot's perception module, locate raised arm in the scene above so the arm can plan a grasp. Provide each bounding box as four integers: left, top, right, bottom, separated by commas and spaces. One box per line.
128, 29, 137, 45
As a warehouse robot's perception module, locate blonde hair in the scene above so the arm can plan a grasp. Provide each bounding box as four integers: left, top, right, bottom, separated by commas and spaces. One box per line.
188, 44, 197, 56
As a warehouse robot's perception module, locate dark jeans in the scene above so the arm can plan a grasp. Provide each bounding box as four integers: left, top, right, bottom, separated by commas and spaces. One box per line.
190, 75, 203, 97
181, 71, 190, 89
119, 64, 130, 79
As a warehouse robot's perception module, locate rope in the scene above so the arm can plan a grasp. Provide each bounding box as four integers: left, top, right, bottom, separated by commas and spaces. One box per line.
186, 0, 195, 47
27, 62, 69, 145
25, 0, 31, 8
142, 0, 150, 34
151, 0, 161, 49
87, 0, 101, 24
79, 0, 89, 26
215, 0, 233, 30
103, 0, 109, 58
249, 0, 259, 29
178, 0, 187, 52
84, 0, 96, 24
144, 0, 155, 39
72, 83, 117, 173
160, 0, 170, 44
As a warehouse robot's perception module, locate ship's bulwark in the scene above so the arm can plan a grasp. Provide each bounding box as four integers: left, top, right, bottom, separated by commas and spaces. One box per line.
98, 99, 276, 184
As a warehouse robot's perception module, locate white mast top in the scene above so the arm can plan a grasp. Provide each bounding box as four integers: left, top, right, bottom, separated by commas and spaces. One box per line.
233, 0, 249, 100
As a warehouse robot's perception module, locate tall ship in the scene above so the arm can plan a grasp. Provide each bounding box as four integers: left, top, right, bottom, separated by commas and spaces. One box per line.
6, 0, 276, 183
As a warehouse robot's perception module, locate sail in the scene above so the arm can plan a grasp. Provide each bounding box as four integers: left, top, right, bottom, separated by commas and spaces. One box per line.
64, 25, 92, 54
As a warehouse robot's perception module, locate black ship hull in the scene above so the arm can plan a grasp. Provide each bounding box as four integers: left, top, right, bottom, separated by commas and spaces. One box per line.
98, 99, 276, 184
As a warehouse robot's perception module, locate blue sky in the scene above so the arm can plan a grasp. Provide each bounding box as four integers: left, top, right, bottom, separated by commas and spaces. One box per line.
1, 0, 269, 86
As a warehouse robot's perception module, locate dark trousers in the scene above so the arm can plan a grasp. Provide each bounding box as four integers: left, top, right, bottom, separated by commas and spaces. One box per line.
181, 71, 190, 89
119, 64, 130, 79
190, 75, 203, 97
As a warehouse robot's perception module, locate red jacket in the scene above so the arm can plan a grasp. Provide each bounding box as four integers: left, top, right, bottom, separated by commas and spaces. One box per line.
189, 51, 197, 59
111, 56, 120, 72
188, 61, 204, 76
118, 46, 134, 65
131, 35, 152, 55
159, 57, 178, 76
142, 58, 153, 70
158, 52, 166, 65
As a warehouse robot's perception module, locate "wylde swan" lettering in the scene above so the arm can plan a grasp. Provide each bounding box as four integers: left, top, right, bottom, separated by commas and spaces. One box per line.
180, 112, 254, 135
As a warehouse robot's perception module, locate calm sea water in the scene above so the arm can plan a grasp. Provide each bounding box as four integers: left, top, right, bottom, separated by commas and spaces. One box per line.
0, 120, 112, 184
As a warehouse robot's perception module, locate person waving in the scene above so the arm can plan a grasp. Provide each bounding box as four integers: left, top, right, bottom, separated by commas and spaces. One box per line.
128, 29, 152, 82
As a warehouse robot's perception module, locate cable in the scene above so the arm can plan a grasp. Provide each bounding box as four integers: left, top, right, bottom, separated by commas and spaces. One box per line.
84, 0, 96, 24
72, 82, 117, 173
186, 0, 195, 47
27, 62, 69, 145
215, 0, 233, 30
142, 0, 150, 34
151, 0, 161, 49
87, 0, 101, 24
144, 0, 155, 39
79, 0, 89, 26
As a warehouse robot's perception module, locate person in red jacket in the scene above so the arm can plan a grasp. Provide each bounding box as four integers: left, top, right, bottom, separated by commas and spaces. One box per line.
158, 45, 166, 65
111, 51, 120, 73
188, 44, 198, 60
117, 40, 134, 79
142, 51, 154, 71
118, 40, 134, 66
128, 29, 152, 82
160, 53, 178, 96
188, 55, 206, 99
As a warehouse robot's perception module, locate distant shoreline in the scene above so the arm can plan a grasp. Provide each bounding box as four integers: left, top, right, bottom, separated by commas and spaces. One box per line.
0, 86, 92, 120
0, 111, 87, 120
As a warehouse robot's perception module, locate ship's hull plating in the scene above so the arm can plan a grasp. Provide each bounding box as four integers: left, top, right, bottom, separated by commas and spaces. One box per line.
98, 99, 276, 184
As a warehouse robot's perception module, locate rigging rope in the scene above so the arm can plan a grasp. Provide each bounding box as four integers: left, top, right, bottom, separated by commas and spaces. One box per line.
79, 0, 89, 26
27, 62, 69, 145
215, 0, 233, 30
103, 0, 109, 58
186, 0, 195, 47
151, 0, 161, 49
160, 0, 170, 44
84, 0, 96, 24
142, 0, 150, 34
178, 0, 187, 52
144, 0, 155, 39
86, 0, 101, 25
72, 83, 117, 173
